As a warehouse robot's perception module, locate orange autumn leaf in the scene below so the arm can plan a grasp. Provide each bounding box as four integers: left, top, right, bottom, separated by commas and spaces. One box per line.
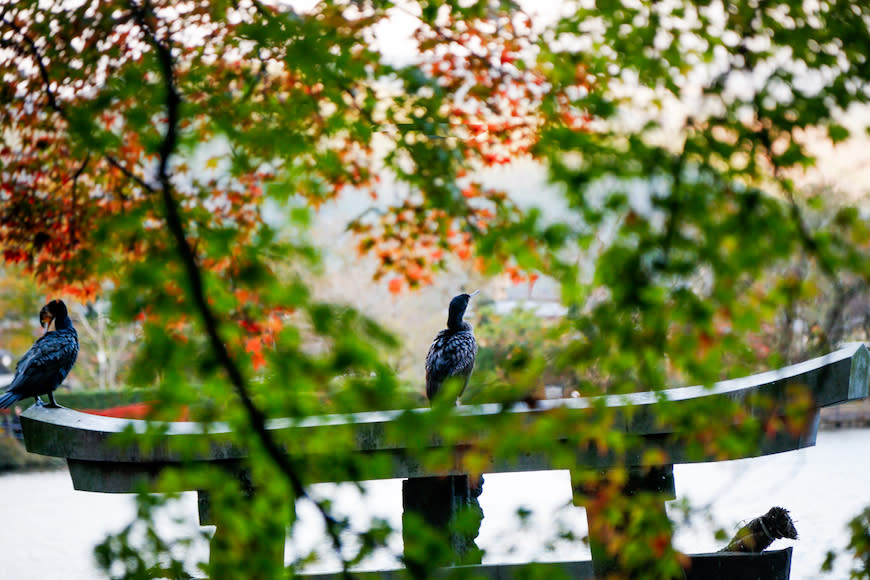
264, 314, 284, 334
406, 263, 425, 282
245, 336, 266, 370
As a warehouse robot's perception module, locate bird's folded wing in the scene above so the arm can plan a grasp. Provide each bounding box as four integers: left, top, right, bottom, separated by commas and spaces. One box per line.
14, 332, 77, 380
428, 334, 475, 380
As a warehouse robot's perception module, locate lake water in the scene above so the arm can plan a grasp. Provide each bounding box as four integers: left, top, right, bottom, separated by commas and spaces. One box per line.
2, 428, 868, 579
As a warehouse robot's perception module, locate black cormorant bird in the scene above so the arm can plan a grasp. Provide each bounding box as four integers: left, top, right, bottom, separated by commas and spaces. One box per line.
0, 299, 78, 409
425, 291, 479, 405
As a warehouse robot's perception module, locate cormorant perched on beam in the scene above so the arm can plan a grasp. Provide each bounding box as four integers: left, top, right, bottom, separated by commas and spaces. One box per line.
425, 291, 479, 405
0, 299, 78, 409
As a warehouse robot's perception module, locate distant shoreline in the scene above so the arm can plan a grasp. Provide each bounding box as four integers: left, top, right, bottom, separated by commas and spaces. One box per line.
820, 400, 870, 430
0, 435, 63, 473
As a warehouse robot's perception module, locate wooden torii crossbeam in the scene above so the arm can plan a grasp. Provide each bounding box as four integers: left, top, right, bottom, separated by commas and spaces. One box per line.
20, 343, 870, 579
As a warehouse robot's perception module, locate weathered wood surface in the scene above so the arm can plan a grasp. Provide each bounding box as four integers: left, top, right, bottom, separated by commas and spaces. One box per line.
20, 343, 870, 493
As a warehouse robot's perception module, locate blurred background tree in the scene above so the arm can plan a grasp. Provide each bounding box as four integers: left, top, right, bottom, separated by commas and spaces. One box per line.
0, 266, 44, 364
1, 0, 870, 578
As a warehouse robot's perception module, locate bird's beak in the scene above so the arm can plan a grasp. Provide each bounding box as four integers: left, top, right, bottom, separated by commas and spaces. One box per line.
40, 308, 54, 334
469, 290, 481, 298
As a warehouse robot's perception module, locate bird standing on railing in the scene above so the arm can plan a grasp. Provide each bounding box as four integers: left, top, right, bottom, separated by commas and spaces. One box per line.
0, 299, 78, 409
425, 291, 480, 405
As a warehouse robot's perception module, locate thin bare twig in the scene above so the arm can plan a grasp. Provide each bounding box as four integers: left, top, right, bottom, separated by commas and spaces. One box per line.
68, 153, 90, 247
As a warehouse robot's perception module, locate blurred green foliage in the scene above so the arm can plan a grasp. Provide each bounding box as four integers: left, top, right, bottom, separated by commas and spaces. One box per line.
824, 506, 870, 579
845, 508, 870, 579
470, 305, 582, 403
2, 0, 870, 578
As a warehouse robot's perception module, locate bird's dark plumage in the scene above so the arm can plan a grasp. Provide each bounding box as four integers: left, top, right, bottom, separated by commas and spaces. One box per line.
0, 299, 78, 409
425, 291, 479, 404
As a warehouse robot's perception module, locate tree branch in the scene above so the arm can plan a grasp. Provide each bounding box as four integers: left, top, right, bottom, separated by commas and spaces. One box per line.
760, 124, 852, 353
129, 2, 354, 575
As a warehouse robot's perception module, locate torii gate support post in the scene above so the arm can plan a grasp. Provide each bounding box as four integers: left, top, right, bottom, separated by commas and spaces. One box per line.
199, 487, 289, 578
572, 465, 677, 580
402, 474, 484, 577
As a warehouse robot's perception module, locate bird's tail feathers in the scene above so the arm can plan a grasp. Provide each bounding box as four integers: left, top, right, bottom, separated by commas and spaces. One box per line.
0, 391, 21, 409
